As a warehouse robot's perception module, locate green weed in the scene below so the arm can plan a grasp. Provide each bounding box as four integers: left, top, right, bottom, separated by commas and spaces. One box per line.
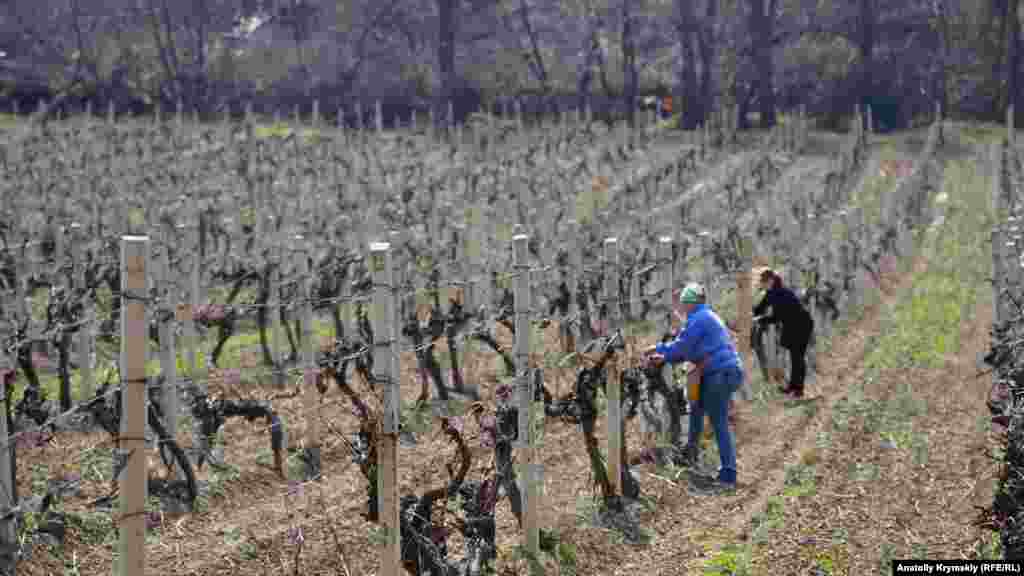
816, 430, 832, 450
850, 461, 879, 482
973, 531, 1003, 559
703, 543, 753, 575
223, 525, 259, 560
65, 509, 116, 546
782, 462, 817, 498
878, 542, 896, 575
207, 462, 242, 499
749, 494, 786, 544
815, 552, 836, 575
253, 122, 322, 143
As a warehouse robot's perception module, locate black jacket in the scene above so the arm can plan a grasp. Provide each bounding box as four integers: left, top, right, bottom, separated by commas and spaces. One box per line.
753, 286, 814, 348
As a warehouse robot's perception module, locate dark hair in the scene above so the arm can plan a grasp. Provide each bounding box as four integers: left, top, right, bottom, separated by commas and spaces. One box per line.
760, 269, 783, 289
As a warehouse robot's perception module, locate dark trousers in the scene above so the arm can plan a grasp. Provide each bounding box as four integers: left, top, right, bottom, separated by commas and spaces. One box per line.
787, 337, 809, 393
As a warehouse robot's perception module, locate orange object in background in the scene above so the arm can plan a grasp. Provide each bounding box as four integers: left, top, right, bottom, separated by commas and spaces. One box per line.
663, 95, 673, 115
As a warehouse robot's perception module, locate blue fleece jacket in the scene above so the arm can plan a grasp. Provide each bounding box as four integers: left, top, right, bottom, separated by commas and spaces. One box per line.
655, 303, 742, 374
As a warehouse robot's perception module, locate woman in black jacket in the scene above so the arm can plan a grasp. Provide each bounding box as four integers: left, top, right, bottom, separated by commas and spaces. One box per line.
753, 268, 814, 398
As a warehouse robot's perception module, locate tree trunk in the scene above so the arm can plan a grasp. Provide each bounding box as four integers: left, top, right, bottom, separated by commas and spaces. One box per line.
994, 0, 1011, 117
256, 269, 275, 368
1008, 0, 1021, 122
697, 0, 719, 126
576, 14, 597, 115
622, 0, 638, 128
935, 0, 950, 123
674, 0, 700, 129
519, 0, 550, 94
58, 332, 71, 413
859, 0, 876, 131
751, 0, 776, 128
435, 0, 456, 131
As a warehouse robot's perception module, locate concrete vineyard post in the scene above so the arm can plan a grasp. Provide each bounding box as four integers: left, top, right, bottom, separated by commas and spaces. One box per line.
993, 143, 1007, 325
353, 101, 363, 142
14, 234, 30, 374
994, 141, 1006, 221
449, 224, 464, 310
512, 232, 540, 567
824, 227, 838, 338
1010, 233, 1022, 297
994, 228, 1007, 326
142, 234, 154, 447
658, 236, 674, 414
737, 234, 754, 401
188, 220, 208, 461
297, 237, 321, 479
658, 236, 675, 337
604, 237, 623, 496
479, 207, 492, 315
1010, 105, 1016, 150
272, 234, 287, 388
849, 208, 865, 312
388, 229, 406, 337
370, 241, 401, 576
0, 305, 15, 563
568, 220, 581, 353
448, 101, 455, 143
629, 253, 641, 321
473, 115, 483, 160
118, 236, 148, 576
808, 227, 823, 335
71, 222, 95, 401
466, 206, 481, 313
428, 106, 435, 143
699, 231, 713, 304
157, 228, 179, 476
1010, 106, 1017, 206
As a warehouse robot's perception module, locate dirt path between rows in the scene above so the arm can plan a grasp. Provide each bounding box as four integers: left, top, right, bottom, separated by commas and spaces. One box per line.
564, 247, 929, 576
735, 286, 997, 573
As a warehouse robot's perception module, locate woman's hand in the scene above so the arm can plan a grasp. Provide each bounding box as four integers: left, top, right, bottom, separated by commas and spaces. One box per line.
645, 352, 666, 367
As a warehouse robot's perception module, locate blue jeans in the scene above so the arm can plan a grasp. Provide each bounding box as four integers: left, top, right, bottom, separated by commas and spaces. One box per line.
688, 366, 744, 484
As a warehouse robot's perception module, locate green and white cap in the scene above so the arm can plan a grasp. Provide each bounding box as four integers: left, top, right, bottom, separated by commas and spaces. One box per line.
679, 282, 706, 304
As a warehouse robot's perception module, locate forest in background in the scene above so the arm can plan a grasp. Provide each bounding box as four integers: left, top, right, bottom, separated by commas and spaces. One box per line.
0, 0, 1021, 131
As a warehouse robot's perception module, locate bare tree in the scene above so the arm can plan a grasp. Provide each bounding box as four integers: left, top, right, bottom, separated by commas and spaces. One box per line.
749, 0, 777, 128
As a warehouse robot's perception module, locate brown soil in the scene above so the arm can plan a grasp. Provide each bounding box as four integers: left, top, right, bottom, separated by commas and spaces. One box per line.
734, 279, 999, 572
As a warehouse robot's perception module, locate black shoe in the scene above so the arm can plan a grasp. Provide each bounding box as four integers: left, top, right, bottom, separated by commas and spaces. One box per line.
675, 444, 699, 468
786, 388, 805, 399
687, 472, 737, 496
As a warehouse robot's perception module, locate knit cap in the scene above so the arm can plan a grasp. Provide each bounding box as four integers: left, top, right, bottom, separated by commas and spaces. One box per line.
679, 283, 706, 304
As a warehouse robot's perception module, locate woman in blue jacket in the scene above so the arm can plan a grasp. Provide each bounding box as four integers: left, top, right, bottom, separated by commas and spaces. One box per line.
644, 282, 745, 494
